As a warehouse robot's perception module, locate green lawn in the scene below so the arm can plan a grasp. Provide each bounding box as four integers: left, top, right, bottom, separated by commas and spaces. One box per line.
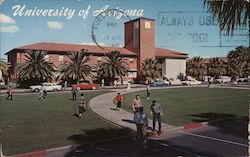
122, 87, 249, 126
1, 91, 130, 156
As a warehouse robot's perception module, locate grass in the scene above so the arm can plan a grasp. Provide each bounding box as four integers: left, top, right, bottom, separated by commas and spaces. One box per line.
1, 90, 130, 156
122, 87, 249, 126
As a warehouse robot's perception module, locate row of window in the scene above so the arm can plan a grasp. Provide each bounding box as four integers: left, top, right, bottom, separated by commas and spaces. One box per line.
44, 55, 64, 62
44, 55, 135, 63
53, 71, 137, 77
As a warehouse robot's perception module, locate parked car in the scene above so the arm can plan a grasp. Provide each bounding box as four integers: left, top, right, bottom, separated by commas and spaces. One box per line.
30, 83, 62, 92
169, 79, 182, 85
237, 77, 249, 82
150, 80, 168, 87
202, 76, 214, 82
182, 79, 201, 85
214, 76, 231, 84
73, 83, 100, 90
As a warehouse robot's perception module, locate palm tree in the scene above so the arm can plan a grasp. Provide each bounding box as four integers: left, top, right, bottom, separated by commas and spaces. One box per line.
140, 58, 161, 82
242, 47, 250, 77
17, 50, 55, 86
227, 46, 249, 80
97, 51, 129, 86
0, 60, 9, 82
207, 57, 226, 79
57, 49, 92, 84
186, 56, 205, 80
204, 0, 249, 35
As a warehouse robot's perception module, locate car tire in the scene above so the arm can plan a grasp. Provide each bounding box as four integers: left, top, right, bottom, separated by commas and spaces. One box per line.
76, 87, 81, 91
34, 88, 40, 92
92, 86, 96, 90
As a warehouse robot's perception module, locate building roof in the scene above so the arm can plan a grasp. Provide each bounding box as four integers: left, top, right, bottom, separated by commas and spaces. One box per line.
155, 48, 188, 59
7, 42, 137, 56
124, 17, 155, 24
6, 42, 188, 59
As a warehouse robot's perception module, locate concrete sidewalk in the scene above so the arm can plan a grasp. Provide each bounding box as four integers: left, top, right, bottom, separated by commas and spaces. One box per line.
89, 88, 177, 136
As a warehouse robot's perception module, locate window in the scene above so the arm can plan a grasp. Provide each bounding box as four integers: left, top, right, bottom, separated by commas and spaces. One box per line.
128, 72, 137, 78
133, 21, 139, 48
145, 21, 151, 29
134, 21, 139, 29
59, 55, 64, 62
129, 58, 133, 63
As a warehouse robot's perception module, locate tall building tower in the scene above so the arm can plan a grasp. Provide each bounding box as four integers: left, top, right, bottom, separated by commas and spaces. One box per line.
124, 18, 155, 70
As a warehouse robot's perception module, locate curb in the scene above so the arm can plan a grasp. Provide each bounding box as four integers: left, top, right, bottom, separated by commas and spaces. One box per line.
183, 122, 208, 130
165, 115, 249, 132
10, 150, 47, 157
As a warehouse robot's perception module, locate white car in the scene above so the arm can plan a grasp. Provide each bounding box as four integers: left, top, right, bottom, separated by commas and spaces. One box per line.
237, 77, 249, 82
30, 83, 62, 92
182, 79, 201, 85
170, 79, 182, 85
215, 76, 231, 84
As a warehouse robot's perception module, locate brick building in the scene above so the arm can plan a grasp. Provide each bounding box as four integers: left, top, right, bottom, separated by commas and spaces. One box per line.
6, 17, 188, 83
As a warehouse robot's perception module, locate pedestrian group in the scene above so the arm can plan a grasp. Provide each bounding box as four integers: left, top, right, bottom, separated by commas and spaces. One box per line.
113, 88, 164, 149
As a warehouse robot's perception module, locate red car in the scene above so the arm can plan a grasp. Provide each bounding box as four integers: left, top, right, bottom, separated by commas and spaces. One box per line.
73, 83, 100, 90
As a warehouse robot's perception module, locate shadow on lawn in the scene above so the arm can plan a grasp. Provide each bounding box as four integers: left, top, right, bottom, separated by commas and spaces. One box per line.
191, 112, 248, 138
65, 128, 137, 156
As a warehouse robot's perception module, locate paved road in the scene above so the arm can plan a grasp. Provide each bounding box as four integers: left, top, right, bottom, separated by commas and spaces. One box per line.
89, 87, 177, 133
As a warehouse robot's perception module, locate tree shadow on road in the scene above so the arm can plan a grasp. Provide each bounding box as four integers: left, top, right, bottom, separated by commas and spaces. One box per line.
190, 112, 248, 138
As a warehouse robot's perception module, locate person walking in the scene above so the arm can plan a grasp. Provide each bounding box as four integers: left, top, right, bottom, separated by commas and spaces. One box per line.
43, 86, 47, 98
127, 81, 131, 91
114, 93, 123, 111
101, 79, 104, 87
6, 85, 13, 100
134, 107, 148, 149
39, 84, 46, 100
150, 100, 163, 135
64, 81, 68, 88
132, 95, 142, 113
208, 76, 211, 88
78, 93, 86, 119
114, 80, 117, 88
72, 86, 77, 100
146, 84, 150, 99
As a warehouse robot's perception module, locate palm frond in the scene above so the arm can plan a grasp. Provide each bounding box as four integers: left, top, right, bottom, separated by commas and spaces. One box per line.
57, 49, 92, 83
204, 0, 249, 35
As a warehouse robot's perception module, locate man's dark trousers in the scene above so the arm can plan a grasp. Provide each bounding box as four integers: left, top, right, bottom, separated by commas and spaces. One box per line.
153, 113, 161, 132
72, 93, 76, 100
6, 93, 12, 100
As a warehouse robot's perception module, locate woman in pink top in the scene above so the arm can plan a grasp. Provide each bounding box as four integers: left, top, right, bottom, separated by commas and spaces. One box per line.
132, 95, 142, 112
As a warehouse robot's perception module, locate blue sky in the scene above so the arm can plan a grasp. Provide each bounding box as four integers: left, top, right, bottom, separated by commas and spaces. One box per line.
0, 0, 249, 60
